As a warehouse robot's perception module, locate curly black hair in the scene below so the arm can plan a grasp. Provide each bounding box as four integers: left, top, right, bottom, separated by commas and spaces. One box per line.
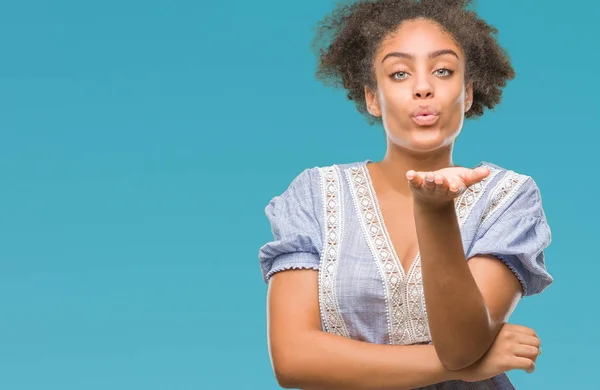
311, 0, 515, 125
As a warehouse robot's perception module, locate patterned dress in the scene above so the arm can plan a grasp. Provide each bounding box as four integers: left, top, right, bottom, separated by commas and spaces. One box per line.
258, 159, 553, 389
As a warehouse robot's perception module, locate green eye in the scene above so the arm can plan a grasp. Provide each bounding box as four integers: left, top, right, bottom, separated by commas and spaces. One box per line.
391, 71, 408, 80
435, 68, 454, 77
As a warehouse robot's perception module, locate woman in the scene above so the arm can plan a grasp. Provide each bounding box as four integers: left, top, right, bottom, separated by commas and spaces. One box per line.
258, 0, 553, 388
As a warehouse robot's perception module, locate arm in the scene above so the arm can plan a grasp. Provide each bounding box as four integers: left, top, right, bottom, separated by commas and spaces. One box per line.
414, 200, 522, 370
267, 268, 462, 390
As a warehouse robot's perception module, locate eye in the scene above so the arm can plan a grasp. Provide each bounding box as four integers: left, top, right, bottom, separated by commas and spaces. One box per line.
434, 68, 454, 77
390, 71, 409, 80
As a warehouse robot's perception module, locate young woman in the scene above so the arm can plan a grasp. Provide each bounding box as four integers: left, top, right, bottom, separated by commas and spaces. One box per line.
258, 0, 553, 388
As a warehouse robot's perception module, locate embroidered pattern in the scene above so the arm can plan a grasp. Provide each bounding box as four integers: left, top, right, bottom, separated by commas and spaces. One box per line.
404, 254, 429, 344
456, 167, 500, 224
347, 166, 411, 344
404, 166, 500, 343
350, 164, 498, 345
481, 170, 528, 224
317, 166, 350, 338
346, 166, 408, 343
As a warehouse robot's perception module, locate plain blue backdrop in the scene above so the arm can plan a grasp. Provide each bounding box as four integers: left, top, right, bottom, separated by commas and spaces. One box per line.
0, 0, 595, 388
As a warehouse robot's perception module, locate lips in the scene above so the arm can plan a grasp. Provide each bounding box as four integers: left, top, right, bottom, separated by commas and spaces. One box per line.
411, 105, 440, 126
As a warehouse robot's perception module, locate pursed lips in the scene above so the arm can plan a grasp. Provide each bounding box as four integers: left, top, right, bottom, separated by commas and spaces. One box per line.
411, 105, 440, 126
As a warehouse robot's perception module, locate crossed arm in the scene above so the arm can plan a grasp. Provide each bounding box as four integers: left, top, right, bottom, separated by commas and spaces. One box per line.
267, 255, 522, 390
415, 201, 523, 370
266, 168, 528, 389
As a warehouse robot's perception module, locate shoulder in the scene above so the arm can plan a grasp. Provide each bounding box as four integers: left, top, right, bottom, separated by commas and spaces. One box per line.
467, 162, 553, 296
258, 160, 369, 283
480, 160, 536, 184
478, 160, 546, 223
279, 159, 370, 195
265, 159, 369, 222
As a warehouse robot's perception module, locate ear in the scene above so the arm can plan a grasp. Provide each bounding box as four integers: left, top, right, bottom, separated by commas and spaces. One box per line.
364, 85, 381, 117
464, 82, 473, 113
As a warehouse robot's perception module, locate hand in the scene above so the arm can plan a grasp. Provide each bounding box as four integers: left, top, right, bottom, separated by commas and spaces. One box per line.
458, 323, 542, 382
406, 166, 490, 206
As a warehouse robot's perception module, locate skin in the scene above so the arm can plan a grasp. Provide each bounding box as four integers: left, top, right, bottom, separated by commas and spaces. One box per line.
365, 17, 525, 370
266, 18, 542, 389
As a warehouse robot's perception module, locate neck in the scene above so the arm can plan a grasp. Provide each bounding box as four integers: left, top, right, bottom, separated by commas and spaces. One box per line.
371, 143, 455, 196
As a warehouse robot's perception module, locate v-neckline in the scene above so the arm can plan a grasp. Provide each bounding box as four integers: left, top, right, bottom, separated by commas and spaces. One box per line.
358, 158, 489, 279
361, 161, 420, 278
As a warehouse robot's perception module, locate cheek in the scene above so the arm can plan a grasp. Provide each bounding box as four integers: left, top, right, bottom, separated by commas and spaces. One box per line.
437, 80, 463, 104
379, 84, 413, 116
444, 96, 466, 132
438, 88, 465, 120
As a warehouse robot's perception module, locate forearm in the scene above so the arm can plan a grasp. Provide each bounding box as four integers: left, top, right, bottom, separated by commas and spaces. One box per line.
274, 329, 461, 390
413, 200, 495, 369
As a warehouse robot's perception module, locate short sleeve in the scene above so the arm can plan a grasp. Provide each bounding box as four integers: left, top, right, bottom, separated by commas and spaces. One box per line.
467, 175, 553, 296
257, 167, 323, 283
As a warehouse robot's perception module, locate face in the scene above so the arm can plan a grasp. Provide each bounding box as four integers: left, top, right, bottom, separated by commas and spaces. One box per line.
365, 18, 472, 153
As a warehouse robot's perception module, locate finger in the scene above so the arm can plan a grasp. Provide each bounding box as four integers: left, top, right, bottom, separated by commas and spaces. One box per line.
461, 166, 490, 186
448, 177, 465, 195
406, 170, 424, 189
434, 174, 450, 195
514, 345, 540, 361
423, 172, 436, 190
508, 324, 538, 337
518, 334, 541, 349
514, 357, 536, 374
460, 166, 489, 186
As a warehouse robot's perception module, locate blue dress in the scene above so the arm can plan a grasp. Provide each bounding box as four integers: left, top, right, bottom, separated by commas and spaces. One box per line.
258, 159, 553, 389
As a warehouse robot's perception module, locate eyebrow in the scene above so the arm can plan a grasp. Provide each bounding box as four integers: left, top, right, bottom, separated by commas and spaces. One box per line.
381, 49, 459, 63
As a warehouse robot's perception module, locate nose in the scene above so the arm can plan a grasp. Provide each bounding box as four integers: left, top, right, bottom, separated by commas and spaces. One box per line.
413, 77, 434, 99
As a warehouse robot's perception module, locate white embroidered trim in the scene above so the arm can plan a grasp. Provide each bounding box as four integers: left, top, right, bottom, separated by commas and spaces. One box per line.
404, 166, 500, 344
481, 170, 528, 224
405, 253, 427, 343
317, 165, 350, 338
456, 167, 500, 225
350, 163, 498, 345
347, 166, 409, 344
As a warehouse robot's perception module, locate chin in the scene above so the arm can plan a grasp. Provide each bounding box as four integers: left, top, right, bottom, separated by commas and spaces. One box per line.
387, 126, 458, 153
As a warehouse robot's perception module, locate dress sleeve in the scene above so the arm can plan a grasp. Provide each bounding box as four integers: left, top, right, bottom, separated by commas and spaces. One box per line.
257, 167, 323, 283
467, 174, 554, 296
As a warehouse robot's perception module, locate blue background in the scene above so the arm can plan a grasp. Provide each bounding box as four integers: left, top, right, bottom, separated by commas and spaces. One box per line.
0, 0, 594, 388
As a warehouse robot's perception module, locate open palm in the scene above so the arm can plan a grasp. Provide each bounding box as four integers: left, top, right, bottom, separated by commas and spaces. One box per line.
406, 166, 490, 205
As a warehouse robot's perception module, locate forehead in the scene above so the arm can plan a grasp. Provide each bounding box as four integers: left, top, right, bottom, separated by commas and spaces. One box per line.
376, 18, 463, 59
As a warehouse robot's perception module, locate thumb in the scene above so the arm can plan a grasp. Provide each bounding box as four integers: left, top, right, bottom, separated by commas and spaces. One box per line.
461, 166, 490, 186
